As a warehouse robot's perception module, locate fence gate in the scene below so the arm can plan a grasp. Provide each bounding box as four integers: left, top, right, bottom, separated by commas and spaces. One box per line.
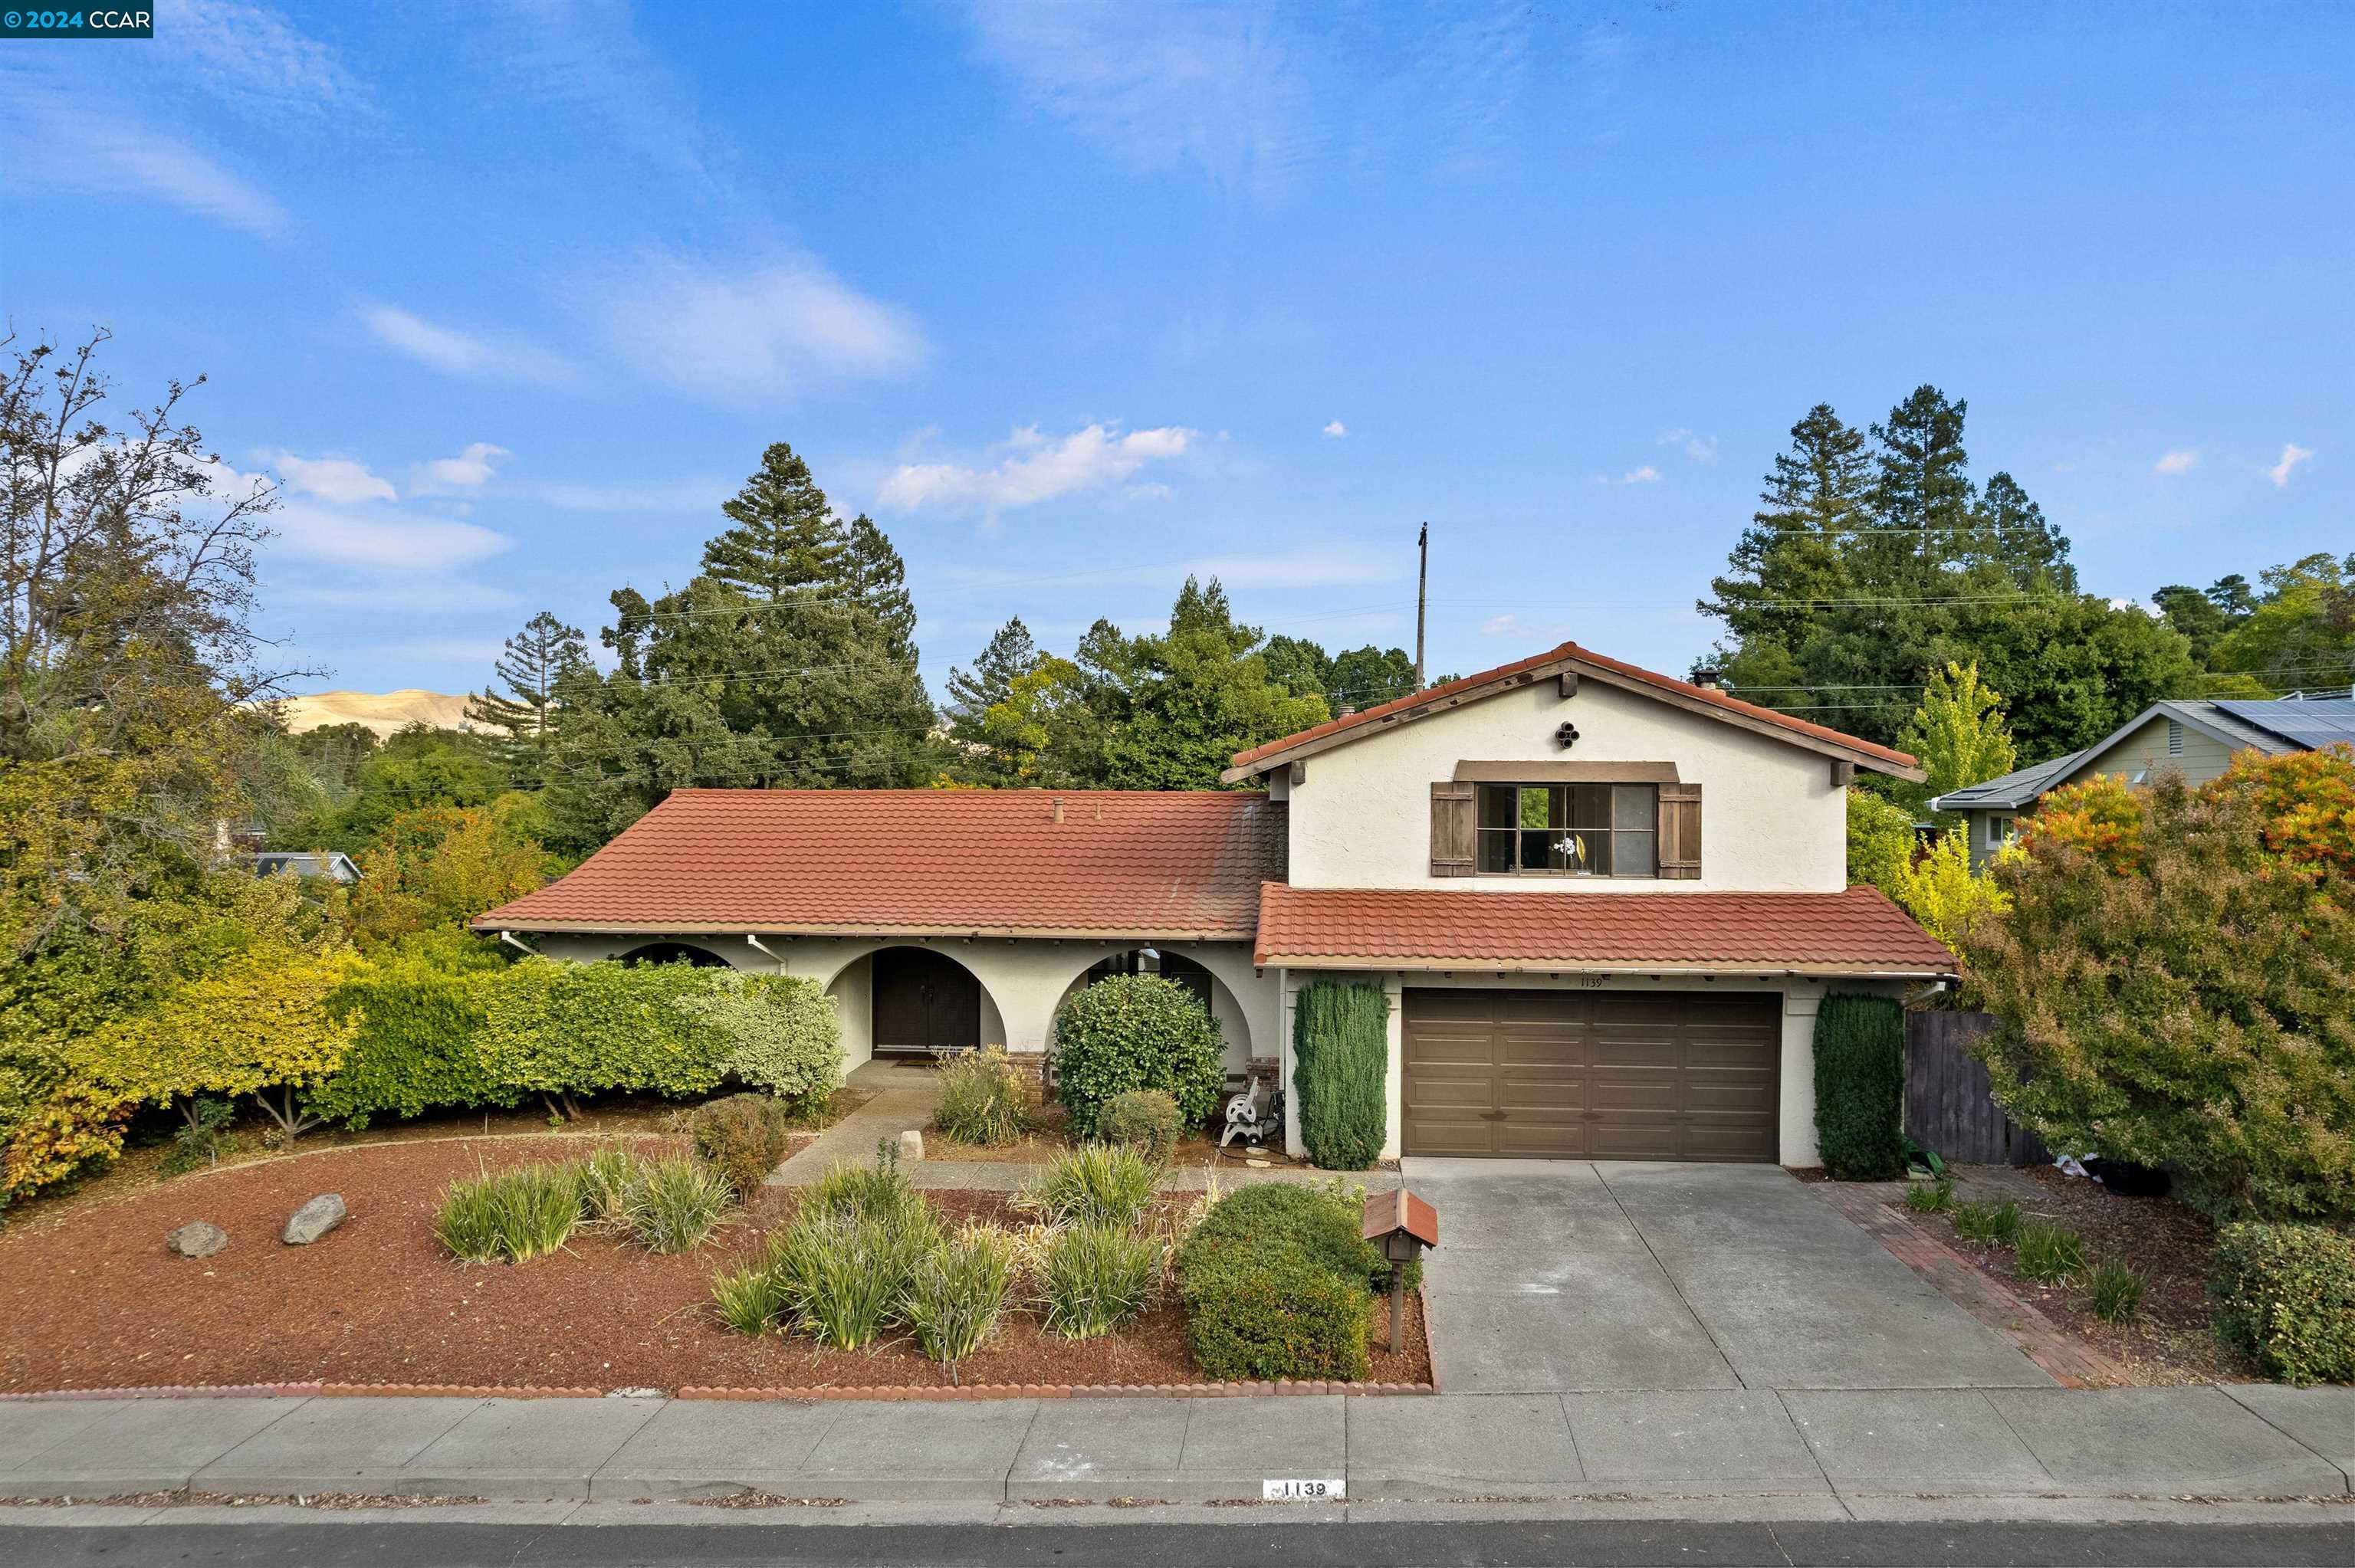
1903, 1011, 2048, 1166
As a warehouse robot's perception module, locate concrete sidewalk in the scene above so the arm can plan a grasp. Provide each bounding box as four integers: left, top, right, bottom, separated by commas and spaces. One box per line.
1, 1386, 2347, 1507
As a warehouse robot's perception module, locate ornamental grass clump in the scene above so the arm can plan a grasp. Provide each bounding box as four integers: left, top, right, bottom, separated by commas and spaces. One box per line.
1033, 1220, 1163, 1340
767, 1207, 941, 1350
1904, 1179, 1956, 1215
2088, 1259, 2146, 1324
711, 1260, 790, 1336
801, 1143, 928, 1229
2012, 1221, 2086, 1284
932, 1048, 1031, 1147
902, 1224, 1023, 1372
486, 1161, 585, 1262
578, 1144, 649, 1225
1017, 1144, 1162, 1232
1952, 1198, 2022, 1247
621, 1156, 734, 1253
433, 1173, 505, 1263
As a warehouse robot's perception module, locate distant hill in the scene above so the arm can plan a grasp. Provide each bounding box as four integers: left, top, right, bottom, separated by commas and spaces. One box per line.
276, 689, 480, 738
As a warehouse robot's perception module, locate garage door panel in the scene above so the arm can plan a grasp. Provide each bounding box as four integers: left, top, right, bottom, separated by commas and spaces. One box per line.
1403, 989, 1779, 1163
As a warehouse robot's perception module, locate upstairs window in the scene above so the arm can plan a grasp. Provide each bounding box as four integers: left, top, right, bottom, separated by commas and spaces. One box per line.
1476, 783, 1657, 877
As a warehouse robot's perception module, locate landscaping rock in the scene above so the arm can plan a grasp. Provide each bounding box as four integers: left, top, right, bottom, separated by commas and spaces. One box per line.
168, 1221, 228, 1258
898, 1129, 925, 1163
282, 1193, 347, 1245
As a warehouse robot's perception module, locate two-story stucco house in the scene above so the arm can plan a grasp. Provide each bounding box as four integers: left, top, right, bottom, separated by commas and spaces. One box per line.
475, 639, 1953, 1167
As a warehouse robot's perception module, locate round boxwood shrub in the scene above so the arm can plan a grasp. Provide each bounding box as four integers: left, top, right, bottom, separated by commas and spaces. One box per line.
1099, 1088, 1183, 1160
1051, 974, 1224, 1139
1178, 1248, 1371, 1382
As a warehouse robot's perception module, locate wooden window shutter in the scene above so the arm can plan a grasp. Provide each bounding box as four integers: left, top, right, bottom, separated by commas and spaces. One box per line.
1430, 781, 1476, 877
1657, 782, 1703, 880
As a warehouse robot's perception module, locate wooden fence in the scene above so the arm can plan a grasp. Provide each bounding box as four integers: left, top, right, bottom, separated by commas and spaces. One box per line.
1903, 1011, 2049, 1167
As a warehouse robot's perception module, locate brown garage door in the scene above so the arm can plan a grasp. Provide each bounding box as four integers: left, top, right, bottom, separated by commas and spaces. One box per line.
1402, 989, 1781, 1162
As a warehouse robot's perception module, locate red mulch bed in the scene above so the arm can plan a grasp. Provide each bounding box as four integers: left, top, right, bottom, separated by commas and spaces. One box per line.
0, 1136, 1428, 1395
1918, 1167, 2253, 1385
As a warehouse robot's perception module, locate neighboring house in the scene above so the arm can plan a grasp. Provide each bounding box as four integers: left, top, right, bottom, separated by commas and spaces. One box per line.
475, 640, 1950, 1166
1932, 697, 2355, 868
249, 851, 362, 884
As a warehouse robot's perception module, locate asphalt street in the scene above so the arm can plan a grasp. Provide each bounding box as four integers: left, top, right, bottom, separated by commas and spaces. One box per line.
5, 1520, 2354, 1567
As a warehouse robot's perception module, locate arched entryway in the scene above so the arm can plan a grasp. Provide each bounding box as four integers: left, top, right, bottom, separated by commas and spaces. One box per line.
618, 941, 733, 968
871, 945, 986, 1056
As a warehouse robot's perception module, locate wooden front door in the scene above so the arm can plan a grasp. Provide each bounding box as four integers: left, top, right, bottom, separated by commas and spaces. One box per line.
871, 947, 982, 1055
1401, 989, 1780, 1161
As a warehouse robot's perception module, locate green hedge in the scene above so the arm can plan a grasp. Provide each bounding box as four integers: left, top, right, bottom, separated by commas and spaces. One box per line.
1292, 980, 1389, 1171
1051, 973, 1225, 1138
307, 935, 514, 1129
481, 956, 736, 1100
1813, 993, 1906, 1179
2213, 1222, 2355, 1384
1174, 1183, 1397, 1381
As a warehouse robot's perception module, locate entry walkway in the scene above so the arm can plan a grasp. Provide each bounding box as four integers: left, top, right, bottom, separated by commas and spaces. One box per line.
1404, 1158, 2049, 1392
0, 1385, 2347, 1504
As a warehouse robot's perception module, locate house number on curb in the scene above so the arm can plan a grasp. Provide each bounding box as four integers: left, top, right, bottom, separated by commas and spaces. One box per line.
1263, 1479, 1345, 1501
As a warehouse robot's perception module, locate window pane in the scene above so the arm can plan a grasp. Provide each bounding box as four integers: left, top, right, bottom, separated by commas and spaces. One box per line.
1517, 786, 1550, 831
1582, 831, 1614, 875
1570, 784, 1611, 828
1480, 828, 1515, 873
1519, 829, 1553, 870
1615, 830, 1655, 877
1479, 785, 1515, 830
1614, 785, 1654, 831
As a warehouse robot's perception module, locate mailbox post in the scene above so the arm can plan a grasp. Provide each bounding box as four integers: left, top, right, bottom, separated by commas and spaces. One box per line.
1361, 1188, 1439, 1354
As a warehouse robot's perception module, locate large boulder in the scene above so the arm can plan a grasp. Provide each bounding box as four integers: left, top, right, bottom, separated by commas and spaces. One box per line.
167, 1221, 228, 1258
282, 1193, 347, 1246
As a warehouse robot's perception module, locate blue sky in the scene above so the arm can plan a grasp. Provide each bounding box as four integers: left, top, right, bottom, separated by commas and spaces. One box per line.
3, 2, 2348, 701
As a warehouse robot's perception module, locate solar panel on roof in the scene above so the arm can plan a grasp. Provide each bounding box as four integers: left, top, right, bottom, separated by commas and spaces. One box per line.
2212, 700, 2355, 750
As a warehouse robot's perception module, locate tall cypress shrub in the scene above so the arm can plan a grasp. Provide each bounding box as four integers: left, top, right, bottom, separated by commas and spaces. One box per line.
1812, 992, 1907, 1179
1292, 980, 1389, 1171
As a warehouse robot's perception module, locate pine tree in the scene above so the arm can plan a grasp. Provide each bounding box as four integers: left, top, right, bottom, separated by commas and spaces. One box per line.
946, 618, 1040, 728
842, 512, 917, 661
1703, 403, 1871, 665
1867, 385, 1976, 583
466, 612, 589, 765
700, 441, 850, 601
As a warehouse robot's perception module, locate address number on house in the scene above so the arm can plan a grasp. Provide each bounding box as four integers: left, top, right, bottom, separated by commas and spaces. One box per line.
1263, 1478, 1345, 1501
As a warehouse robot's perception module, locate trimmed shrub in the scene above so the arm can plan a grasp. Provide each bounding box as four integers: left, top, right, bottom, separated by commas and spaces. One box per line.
1181, 1180, 1405, 1293
1292, 980, 1389, 1171
619, 1156, 733, 1252
669, 972, 842, 1103
902, 1224, 1022, 1367
1099, 1089, 1183, 1161
1812, 993, 1906, 1180
690, 1093, 796, 1195
1017, 1143, 1163, 1232
307, 935, 513, 1130
1179, 1248, 1371, 1382
1051, 974, 1225, 1138
1033, 1220, 1163, 1339
2212, 1222, 2355, 1384
933, 1048, 1030, 1146
2088, 1259, 2146, 1324
478, 957, 735, 1109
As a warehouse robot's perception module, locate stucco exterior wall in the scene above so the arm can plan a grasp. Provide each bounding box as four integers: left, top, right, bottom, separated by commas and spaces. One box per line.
1273, 967, 1916, 1166
1283, 678, 1849, 894
530, 931, 1279, 1081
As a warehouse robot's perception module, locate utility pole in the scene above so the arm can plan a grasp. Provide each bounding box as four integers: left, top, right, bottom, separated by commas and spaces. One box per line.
1414, 522, 1428, 689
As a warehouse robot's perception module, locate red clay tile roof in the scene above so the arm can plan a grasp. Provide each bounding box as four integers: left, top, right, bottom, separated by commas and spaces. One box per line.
1228, 640, 1920, 775
474, 789, 1285, 939
1253, 883, 1954, 974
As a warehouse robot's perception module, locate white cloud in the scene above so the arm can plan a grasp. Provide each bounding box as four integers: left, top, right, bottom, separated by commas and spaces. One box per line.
2, 85, 291, 236
271, 501, 511, 574
175, 1, 365, 112
418, 442, 511, 490
1322, 419, 1348, 438
272, 453, 397, 504
2268, 442, 2314, 487
880, 423, 1197, 513
359, 303, 580, 386
587, 253, 927, 405
1480, 613, 1522, 636
2154, 449, 2199, 475
1659, 428, 1718, 464
1621, 465, 1660, 484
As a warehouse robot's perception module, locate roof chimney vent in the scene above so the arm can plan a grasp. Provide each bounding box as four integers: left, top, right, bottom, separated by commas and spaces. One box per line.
1690, 667, 1723, 691
1051, 796, 1063, 823
1338, 704, 1357, 717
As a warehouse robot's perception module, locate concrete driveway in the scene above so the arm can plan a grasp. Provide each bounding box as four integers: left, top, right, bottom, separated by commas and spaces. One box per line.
1403, 1159, 2054, 1393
